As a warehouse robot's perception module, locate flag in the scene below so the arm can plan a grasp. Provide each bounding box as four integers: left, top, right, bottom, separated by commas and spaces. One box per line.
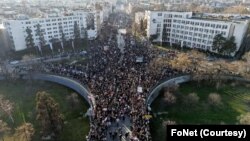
72, 40, 75, 49
49, 42, 53, 51
61, 42, 64, 49
38, 44, 41, 52
143, 114, 152, 119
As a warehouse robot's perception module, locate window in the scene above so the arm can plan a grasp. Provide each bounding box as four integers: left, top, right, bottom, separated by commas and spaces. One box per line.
216, 24, 221, 28
52, 19, 56, 21
157, 24, 161, 28
158, 13, 162, 16
156, 28, 161, 33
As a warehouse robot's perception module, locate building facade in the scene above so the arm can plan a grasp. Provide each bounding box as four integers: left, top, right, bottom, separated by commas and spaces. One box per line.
3, 11, 102, 51
145, 11, 249, 53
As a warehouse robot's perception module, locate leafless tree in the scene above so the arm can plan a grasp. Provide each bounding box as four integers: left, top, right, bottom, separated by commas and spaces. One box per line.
14, 123, 35, 141
163, 91, 176, 105
0, 120, 10, 140
208, 93, 222, 106
0, 95, 14, 123
238, 112, 250, 124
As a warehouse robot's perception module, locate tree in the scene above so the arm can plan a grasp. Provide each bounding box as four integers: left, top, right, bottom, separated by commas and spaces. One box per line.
86, 13, 95, 30
163, 91, 176, 105
14, 123, 35, 141
223, 36, 237, 56
66, 93, 80, 110
223, 5, 249, 14
212, 34, 226, 53
35, 24, 46, 54
25, 27, 35, 49
59, 25, 66, 50
238, 112, 250, 124
208, 93, 222, 106
73, 21, 81, 48
81, 27, 88, 48
140, 19, 144, 32
0, 95, 14, 123
0, 120, 10, 141
185, 93, 199, 105
162, 24, 167, 42
36, 91, 64, 140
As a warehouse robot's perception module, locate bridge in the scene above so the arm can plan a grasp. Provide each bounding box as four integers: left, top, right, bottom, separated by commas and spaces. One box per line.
147, 75, 250, 111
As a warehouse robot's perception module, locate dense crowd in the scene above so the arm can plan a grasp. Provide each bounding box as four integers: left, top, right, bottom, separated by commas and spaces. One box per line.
41, 31, 182, 141
39, 16, 183, 141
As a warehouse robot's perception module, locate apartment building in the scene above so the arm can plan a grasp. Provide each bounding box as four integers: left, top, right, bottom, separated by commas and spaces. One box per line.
3, 11, 102, 51
145, 11, 249, 53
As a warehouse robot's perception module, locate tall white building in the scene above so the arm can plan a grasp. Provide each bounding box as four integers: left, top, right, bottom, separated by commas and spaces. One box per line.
3, 11, 102, 51
145, 11, 249, 53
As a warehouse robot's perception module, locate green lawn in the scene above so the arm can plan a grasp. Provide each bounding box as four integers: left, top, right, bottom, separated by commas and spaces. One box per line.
0, 80, 89, 141
150, 81, 250, 141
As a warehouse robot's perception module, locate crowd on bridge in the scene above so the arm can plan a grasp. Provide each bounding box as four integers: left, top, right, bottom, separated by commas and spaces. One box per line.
41, 33, 183, 141
36, 17, 184, 141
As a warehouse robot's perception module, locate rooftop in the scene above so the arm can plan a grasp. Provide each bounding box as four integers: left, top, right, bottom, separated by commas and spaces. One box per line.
192, 13, 250, 22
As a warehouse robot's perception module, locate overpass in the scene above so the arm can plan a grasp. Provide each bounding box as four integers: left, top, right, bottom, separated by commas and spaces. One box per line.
147, 75, 250, 111
19, 73, 95, 118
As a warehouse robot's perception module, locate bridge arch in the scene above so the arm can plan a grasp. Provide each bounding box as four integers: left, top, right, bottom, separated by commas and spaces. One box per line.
147, 75, 250, 111
21, 73, 95, 117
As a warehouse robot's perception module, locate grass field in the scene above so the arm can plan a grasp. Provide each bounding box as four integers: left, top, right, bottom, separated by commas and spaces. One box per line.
150, 81, 250, 141
0, 80, 90, 141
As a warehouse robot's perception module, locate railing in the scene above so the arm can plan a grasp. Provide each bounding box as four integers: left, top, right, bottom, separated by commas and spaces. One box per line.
21, 73, 95, 112
146, 74, 250, 110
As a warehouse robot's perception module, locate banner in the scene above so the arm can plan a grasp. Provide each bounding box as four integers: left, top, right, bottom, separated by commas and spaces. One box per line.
49, 42, 53, 51
61, 42, 64, 49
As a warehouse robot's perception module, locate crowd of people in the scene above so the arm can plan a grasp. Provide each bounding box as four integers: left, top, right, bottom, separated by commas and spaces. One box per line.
39, 16, 183, 141
41, 35, 182, 141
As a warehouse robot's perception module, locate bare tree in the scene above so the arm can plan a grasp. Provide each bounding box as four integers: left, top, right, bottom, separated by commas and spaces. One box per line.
36, 91, 64, 140
0, 120, 10, 140
238, 113, 250, 124
14, 123, 35, 141
208, 93, 222, 106
185, 93, 199, 105
66, 93, 80, 110
164, 91, 176, 105
0, 95, 14, 123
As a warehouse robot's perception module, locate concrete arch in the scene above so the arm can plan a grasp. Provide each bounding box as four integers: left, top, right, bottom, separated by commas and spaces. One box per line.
147, 75, 250, 111
22, 73, 95, 117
